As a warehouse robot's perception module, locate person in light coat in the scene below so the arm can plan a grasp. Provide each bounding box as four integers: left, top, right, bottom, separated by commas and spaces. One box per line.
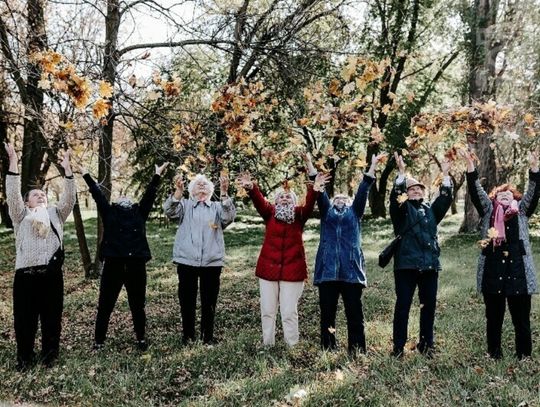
163, 173, 236, 344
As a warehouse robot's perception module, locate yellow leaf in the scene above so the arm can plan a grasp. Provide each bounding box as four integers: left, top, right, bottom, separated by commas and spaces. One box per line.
397, 193, 408, 205
487, 227, 499, 240
208, 222, 218, 229
92, 98, 110, 119
99, 80, 113, 98
524, 113, 535, 125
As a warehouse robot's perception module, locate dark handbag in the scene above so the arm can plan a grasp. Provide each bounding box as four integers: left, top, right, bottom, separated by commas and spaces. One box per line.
48, 222, 65, 271
378, 236, 401, 268
378, 216, 424, 269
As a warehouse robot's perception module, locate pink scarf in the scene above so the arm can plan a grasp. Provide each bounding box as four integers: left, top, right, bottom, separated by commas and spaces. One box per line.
491, 199, 519, 246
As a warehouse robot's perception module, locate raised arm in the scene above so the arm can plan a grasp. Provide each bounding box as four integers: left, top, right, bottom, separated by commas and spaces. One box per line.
352, 153, 385, 217
237, 171, 273, 221
4, 143, 25, 223
219, 173, 236, 228
82, 171, 111, 215
460, 149, 491, 217
56, 150, 76, 222
303, 152, 331, 217
389, 152, 408, 232
520, 151, 540, 217
297, 182, 317, 224
163, 174, 185, 221
139, 162, 168, 220
431, 158, 454, 224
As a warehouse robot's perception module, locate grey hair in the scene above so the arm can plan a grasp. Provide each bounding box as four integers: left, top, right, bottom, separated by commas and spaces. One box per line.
188, 174, 215, 199
274, 189, 298, 206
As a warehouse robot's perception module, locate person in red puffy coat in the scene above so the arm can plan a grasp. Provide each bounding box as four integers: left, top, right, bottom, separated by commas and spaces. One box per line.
238, 171, 329, 346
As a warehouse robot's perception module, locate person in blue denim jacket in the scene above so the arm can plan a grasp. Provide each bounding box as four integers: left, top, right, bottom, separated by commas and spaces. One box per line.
306, 152, 386, 355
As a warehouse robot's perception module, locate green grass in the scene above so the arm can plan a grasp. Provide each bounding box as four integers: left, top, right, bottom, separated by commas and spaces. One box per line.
0, 210, 539, 406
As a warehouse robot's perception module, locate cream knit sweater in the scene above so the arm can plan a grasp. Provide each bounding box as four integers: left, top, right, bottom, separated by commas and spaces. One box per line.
6, 174, 76, 270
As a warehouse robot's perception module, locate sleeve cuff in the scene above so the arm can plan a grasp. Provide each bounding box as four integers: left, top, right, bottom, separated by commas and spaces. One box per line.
441, 175, 452, 187
395, 174, 406, 184
7, 171, 19, 176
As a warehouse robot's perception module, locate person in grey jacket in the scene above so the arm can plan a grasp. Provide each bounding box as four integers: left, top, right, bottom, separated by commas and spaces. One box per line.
461, 149, 539, 359
163, 173, 236, 344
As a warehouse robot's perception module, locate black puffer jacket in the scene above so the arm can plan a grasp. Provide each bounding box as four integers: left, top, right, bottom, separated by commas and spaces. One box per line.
83, 174, 161, 262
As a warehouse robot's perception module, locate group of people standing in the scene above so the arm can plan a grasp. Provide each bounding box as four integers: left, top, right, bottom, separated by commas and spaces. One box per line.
3, 141, 539, 371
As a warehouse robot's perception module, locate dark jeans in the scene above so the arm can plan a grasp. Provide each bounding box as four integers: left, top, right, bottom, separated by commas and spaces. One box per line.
483, 293, 532, 359
13, 266, 64, 367
318, 281, 365, 354
176, 264, 221, 343
393, 269, 438, 352
94, 258, 147, 344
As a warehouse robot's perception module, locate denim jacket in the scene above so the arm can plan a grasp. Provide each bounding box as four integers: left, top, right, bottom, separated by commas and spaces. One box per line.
314, 174, 375, 285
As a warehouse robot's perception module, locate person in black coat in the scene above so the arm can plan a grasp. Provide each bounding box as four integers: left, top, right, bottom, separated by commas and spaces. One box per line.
82, 162, 168, 351
461, 149, 539, 359
389, 152, 453, 357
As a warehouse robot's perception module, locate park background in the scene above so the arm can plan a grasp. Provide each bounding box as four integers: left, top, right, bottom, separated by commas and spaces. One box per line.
1, 0, 540, 405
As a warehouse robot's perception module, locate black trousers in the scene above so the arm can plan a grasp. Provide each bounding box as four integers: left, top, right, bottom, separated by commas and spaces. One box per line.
483, 293, 532, 359
393, 269, 438, 352
94, 258, 147, 344
318, 281, 365, 354
13, 266, 64, 367
176, 264, 221, 343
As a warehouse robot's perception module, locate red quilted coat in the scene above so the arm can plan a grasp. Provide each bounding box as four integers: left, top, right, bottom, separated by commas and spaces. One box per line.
248, 183, 317, 282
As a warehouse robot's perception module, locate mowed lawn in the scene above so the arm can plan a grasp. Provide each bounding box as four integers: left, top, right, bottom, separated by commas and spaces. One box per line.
0, 209, 539, 406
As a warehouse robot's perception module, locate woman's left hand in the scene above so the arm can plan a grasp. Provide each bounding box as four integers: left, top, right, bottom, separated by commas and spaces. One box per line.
220, 175, 230, 194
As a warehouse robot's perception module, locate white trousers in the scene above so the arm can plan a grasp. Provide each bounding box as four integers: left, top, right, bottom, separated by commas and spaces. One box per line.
259, 278, 304, 347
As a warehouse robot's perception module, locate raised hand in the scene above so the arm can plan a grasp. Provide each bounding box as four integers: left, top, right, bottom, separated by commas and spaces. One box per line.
60, 149, 73, 177
219, 175, 230, 196
458, 148, 475, 172
173, 174, 184, 199
236, 171, 253, 190
314, 172, 331, 185
301, 151, 317, 175
155, 162, 170, 176
394, 152, 406, 175
367, 152, 388, 176
441, 158, 451, 176
4, 142, 18, 173
529, 151, 539, 172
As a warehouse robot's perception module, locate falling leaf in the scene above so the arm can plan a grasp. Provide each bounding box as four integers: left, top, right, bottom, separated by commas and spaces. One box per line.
98, 80, 113, 98
296, 118, 309, 127
92, 98, 110, 119
524, 113, 535, 125
487, 227, 499, 240
335, 370, 344, 381
128, 74, 137, 88
342, 81, 356, 95
328, 327, 336, 334
397, 193, 408, 205
147, 90, 161, 101
473, 366, 484, 375
37, 77, 51, 90
60, 121, 74, 130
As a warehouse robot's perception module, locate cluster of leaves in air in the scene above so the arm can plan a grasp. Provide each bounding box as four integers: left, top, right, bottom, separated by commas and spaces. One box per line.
300, 56, 392, 141
32, 51, 112, 121
132, 71, 182, 100
405, 101, 539, 184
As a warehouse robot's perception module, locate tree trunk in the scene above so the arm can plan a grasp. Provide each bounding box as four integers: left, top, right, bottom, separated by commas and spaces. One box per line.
0, 81, 12, 228
20, 0, 48, 192
460, 0, 501, 232
94, 0, 121, 274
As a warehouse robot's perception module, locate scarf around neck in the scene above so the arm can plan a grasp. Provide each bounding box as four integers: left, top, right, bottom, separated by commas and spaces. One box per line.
28, 206, 51, 239
491, 199, 519, 246
274, 203, 295, 224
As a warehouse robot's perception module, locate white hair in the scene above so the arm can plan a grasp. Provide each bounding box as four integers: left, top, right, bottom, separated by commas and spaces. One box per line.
188, 174, 215, 199
274, 189, 298, 206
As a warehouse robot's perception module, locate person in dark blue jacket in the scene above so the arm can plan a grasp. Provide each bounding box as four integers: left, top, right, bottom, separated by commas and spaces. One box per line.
82, 162, 168, 351
389, 152, 453, 357
306, 152, 386, 355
